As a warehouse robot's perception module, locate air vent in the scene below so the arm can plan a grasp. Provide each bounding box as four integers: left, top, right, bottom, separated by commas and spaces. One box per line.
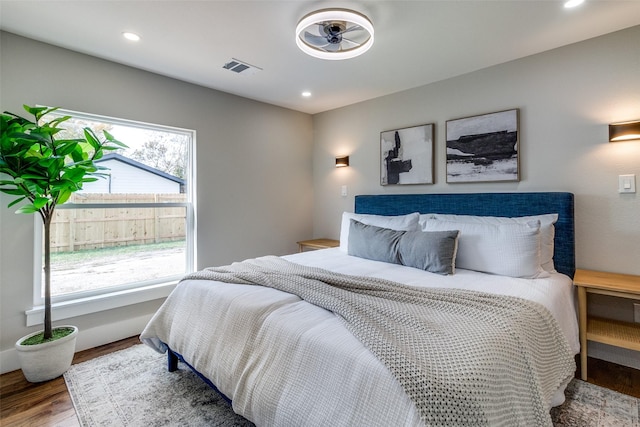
222, 58, 262, 76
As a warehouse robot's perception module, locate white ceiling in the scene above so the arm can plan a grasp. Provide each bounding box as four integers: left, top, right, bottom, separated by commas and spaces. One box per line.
1, 1, 639, 115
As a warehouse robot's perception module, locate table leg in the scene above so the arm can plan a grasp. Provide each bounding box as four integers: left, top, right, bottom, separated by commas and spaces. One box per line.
578, 286, 588, 381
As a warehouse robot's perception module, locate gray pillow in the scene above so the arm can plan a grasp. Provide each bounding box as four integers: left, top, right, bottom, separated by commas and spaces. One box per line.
348, 220, 459, 275
397, 230, 460, 275
348, 220, 403, 263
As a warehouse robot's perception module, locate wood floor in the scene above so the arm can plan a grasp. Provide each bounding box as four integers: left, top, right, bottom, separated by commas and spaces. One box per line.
1, 336, 140, 427
1, 336, 639, 426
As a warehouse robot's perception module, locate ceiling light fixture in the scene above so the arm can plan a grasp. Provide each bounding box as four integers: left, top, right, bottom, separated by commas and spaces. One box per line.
564, 0, 584, 8
122, 32, 141, 42
295, 8, 374, 60
302, 91, 312, 97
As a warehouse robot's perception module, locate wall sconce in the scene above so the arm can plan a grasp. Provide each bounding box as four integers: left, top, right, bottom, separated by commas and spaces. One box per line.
609, 120, 640, 142
335, 156, 350, 168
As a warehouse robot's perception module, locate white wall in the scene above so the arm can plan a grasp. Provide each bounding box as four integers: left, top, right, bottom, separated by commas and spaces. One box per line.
312, 26, 640, 368
80, 159, 182, 194
2, 26, 638, 373
0, 32, 313, 373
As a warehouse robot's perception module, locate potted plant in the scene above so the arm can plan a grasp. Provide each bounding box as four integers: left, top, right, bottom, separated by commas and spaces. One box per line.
0, 105, 125, 382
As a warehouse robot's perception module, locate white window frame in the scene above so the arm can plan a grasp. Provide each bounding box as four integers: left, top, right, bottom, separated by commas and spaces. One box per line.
27, 109, 197, 326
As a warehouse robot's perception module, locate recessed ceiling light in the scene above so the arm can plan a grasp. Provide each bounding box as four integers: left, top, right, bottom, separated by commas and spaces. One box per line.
122, 32, 141, 42
302, 91, 312, 97
564, 0, 584, 8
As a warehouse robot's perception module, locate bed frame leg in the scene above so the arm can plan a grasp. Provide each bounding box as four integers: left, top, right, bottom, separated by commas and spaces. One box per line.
168, 349, 179, 372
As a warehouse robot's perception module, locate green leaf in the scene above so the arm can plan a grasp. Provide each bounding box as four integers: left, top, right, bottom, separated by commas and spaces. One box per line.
102, 131, 128, 148
48, 115, 71, 128
0, 187, 29, 196
21, 173, 49, 181
83, 128, 100, 149
69, 145, 85, 163
56, 189, 72, 205
33, 196, 49, 209
23, 105, 47, 116
15, 204, 39, 214
63, 167, 86, 181
7, 196, 26, 208
54, 141, 79, 157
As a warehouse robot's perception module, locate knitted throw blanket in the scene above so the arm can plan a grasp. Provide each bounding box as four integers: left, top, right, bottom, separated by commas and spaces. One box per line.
184, 256, 575, 426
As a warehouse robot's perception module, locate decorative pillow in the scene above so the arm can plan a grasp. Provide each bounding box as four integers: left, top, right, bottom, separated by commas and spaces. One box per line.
339, 212, 420, 252
348, 220, 404, 263
427, 213, 559, 272
347, 220, 459, 275
397, 229, 459, 275
422, 219, 547, 279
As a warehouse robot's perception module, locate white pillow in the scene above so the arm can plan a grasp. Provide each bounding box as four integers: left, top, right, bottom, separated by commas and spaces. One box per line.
422, 219, 548, 279
418, 213, 436, 230
427, 213, 558, 272
339, 212, 420, 252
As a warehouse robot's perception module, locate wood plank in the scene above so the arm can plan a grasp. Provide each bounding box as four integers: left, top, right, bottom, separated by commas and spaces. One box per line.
297, 238, 340, 252
574, 269, 640, 295
0, 336, 139, 427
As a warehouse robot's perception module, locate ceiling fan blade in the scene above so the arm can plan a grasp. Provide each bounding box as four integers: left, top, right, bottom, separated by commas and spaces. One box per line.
304, 31, 329, 47
337, 24, 363, 36
341, 37, 359, 47
323, 42, 341, 52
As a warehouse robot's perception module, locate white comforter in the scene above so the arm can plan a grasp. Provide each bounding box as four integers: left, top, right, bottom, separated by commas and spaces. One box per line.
141, 248, 579, 427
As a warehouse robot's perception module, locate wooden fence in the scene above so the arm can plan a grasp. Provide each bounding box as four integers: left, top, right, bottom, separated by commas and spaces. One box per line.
50, 193, 187, 253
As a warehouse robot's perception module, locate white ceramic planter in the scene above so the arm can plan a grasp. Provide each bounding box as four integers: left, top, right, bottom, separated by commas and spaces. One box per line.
15, 325, 78, 382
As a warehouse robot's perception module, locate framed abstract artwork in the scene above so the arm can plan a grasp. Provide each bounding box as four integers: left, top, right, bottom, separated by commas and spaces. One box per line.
446, 109, 520, 183
380, 123, 434, 185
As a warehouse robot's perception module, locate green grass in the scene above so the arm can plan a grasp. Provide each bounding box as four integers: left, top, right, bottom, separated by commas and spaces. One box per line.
51, 240, 185, 266
20, 326, 76, 345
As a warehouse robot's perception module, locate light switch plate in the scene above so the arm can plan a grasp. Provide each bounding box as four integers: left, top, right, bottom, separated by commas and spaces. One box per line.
618, 174, 636, 193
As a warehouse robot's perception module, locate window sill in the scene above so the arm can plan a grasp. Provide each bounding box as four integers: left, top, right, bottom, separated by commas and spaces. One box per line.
25, 282, 176, 327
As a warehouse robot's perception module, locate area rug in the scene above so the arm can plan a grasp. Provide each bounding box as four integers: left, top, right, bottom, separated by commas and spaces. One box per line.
65, 344, 639, 426
64, 344, 253, 426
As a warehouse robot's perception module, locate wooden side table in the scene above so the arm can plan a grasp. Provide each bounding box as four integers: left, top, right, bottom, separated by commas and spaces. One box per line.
573, 269, 640, 381
297, 238, 339, 252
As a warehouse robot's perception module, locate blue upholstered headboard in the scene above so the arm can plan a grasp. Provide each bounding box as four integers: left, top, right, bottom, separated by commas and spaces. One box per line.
355, 192, 575, 278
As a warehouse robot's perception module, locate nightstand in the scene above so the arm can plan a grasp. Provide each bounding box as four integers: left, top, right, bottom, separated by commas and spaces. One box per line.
574, 269, 640, 381
296, 238, 339, 252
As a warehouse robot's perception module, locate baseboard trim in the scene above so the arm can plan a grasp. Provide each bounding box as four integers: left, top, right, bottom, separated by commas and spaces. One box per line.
0, 314, 152, 375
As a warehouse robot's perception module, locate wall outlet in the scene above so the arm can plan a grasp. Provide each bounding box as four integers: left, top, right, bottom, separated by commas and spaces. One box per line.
635, 303, 640, 323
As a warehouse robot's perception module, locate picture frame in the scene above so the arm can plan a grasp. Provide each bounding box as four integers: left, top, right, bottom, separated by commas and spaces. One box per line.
380, 123, 434, 185
446, 109, 519, 183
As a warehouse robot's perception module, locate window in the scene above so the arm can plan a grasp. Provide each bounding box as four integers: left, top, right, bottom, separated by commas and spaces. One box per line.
31, 109, 196, 312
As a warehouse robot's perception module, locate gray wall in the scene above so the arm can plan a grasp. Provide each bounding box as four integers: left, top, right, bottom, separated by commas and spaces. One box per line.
0, 32, 313, 369
2, 25, 639, 372
312, 26, 640, 367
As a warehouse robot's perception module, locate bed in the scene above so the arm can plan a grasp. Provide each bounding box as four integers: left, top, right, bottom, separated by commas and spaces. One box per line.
141, 192, 580, 427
